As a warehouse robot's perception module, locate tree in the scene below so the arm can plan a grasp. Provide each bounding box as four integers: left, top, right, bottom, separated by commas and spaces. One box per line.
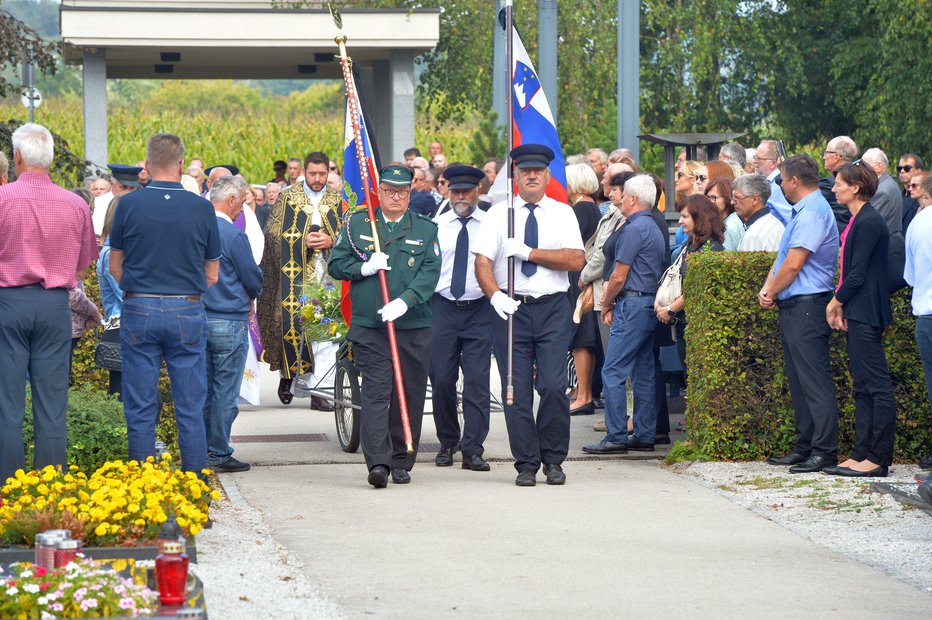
0, 7, 60, 98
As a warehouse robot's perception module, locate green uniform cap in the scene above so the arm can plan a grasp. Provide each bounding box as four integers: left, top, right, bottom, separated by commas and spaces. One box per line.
379, 165, 414, 186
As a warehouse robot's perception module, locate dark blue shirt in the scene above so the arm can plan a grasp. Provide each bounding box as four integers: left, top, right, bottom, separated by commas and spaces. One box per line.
203, 215, 263, 320
110, 181, 221, 295
612, 210, 665, 294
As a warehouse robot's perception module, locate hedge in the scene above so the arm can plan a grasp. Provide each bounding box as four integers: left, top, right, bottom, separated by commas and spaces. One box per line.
683, 251, 930, 461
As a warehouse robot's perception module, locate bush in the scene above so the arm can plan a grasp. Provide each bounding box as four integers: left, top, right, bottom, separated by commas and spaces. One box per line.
24, 387, 127, 473
683, 251, 931, 461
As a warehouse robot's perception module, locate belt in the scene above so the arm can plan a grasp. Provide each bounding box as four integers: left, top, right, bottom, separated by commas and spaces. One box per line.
514, 292, 563, 305
775, 292, 831, 308
451, 297, 486, 307
617, 290, 654, 300
126, 292, 201, 301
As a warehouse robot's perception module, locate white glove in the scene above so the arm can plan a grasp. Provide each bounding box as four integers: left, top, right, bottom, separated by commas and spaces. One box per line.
377, 298, 408, 323
503, 239, 533, 261
360, 251, 391, 277
490, 291, 521, 320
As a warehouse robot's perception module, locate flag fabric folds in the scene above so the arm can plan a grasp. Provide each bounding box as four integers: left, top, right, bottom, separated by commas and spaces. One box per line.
491, 18, 568, 205
338, 69, 381, 325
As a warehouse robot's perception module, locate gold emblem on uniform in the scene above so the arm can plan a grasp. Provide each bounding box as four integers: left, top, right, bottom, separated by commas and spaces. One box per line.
393, 169, 402, 177
408, 256, 415, 267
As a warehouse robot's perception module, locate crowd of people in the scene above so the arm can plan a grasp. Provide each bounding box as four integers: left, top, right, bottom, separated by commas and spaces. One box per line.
1, 123, 930, 504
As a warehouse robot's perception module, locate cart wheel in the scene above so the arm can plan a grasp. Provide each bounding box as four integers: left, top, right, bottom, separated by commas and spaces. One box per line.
334, 359, 360, 453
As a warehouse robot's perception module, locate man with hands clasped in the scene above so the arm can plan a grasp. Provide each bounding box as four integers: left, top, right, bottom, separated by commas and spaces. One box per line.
328, 165, 441, 489
474, 144, 585, 487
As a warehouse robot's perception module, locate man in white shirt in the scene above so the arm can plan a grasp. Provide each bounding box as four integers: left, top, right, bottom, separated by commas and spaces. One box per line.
474, 144, 585, 487
905, 204, 932, 486
92, 164, 142, 236
733, 173, 785, 252
430, 165, 492, 472
756, 140, 791, 225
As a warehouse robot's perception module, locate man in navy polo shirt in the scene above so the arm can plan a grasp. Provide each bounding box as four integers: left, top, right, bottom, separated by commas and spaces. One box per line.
760, 154, 840, 474
109, 133, 221, 474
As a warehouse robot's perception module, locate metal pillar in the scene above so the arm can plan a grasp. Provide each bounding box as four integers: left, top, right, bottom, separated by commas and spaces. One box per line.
493, 0, 507, 128
389, 49, 415, 162
537, 0, 557, 122
617, 0, 640, 161
366, 61, 390, 162
82, 49, 108, 165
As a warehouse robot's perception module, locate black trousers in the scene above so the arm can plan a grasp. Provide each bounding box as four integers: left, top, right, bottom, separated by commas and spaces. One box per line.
490, 294, 573, 473
0, 286, 70, 483
429, 296, 492, 457
350, 324, 431, 472
847, 320, 896, 466
778, 297, 839, 459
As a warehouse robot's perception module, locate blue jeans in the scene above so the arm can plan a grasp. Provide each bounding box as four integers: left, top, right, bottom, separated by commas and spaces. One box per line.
121, 297, 208, 474
917, 316, 932, 415
204, 318, 249, 465
601, 296, 658, 444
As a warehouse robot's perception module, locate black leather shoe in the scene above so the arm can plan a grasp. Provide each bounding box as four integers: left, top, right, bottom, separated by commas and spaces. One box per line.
767, 452, 809, 466
311, 395, 334, 412
654, 433, 671, 445
515, 470, 536, 487
569, 402, 595, 416
919, 456, 932, 469
462, 454, 490, 471
788, 455, 835, 474
368, 465, 389, 488
543, 463, 566, 485
593, 398, 605, 410
435, 447, 454, 467
277, 378, 293, 405
211, 457, 251, 473
582, 439, 627, 454
833, 465, 888, 478
821, 465, 842, 476
626, 438, 655, 452
391, 468, 411, 484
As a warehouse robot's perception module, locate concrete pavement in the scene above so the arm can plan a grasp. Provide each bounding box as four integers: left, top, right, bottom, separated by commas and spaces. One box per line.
215, 367, 932, 618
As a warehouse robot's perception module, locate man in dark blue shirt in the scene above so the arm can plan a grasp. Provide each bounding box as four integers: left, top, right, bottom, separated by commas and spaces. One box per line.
203, 175, 263, 473
583, 174, 664, 455
109, 133, 220, 475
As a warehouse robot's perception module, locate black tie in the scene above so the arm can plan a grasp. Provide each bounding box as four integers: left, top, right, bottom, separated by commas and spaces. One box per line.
450, 217, 471, 299
522, 203, 538, 277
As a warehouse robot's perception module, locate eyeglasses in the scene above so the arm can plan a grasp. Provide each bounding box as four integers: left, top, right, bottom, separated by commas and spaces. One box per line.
438, 180, 449, 187
695, 175, 707, 182
823, 150, 838, 157
909, 182, 921, 189
731, 194, 754, 204
676, 171, 693, 179
329, 165, 337, 171
707, 194, 721, 202
379, 187, 410, 198
757, 156, 776, 162
897, 165, 914, 173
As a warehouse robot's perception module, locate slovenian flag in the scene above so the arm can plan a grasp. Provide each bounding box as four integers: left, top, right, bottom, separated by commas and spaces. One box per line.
491, 13, 567, 204
339, 68, 381, 324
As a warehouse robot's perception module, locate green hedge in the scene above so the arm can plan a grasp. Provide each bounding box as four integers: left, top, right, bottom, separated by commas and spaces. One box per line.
683, 251, 930, 461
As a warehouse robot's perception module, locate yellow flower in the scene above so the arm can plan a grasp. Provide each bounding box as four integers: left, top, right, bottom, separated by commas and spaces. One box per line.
95, 522, 109, 537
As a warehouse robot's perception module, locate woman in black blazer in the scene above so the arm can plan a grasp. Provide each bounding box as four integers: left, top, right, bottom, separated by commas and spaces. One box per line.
824, 162, 895, 477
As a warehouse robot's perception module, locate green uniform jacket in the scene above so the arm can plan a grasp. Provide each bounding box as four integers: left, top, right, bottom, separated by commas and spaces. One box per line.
328, 208, 441, 329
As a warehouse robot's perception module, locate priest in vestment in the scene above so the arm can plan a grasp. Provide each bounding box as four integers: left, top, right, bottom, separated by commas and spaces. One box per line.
257, 152, 342, 408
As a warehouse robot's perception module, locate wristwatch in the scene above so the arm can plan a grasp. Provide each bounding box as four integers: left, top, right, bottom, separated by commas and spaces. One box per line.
665, 305, 672, 315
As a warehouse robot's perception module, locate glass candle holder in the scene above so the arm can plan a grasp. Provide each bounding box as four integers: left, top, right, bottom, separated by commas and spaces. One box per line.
156, 541, 189, 605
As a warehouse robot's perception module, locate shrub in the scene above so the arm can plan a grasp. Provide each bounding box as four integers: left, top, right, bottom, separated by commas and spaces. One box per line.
683, 251, 930, 461
24, 387, 127, 474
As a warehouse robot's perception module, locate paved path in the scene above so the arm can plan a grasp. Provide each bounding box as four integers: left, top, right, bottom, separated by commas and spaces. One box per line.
217, 367, 931, 618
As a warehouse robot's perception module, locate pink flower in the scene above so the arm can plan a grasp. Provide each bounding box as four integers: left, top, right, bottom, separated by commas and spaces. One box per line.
80, 597, 99, 610
51, 603, 64, 612
119, 598, 135, 609
74, 586, 88, 601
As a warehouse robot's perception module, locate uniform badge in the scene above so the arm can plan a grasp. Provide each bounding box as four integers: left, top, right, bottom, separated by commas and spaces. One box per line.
335, 228, 344, 245
408, 256, 415, 267
433, 241, 440, 256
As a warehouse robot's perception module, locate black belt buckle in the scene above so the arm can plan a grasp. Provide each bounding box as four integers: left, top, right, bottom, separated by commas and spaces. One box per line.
455, 298, 481, 307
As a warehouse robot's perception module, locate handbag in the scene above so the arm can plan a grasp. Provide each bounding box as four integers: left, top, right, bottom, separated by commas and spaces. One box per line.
655, 249, 687, 307
94, 318, 122, 371
573, 285, 594, 324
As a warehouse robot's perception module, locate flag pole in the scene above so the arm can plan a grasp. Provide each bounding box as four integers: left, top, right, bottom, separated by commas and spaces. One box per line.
334, 32, 414, 454
504, 0, 515, 406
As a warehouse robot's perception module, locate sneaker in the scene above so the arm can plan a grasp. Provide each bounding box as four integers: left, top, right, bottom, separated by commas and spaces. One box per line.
211, 457, 251, 473
593, 418, 606, 432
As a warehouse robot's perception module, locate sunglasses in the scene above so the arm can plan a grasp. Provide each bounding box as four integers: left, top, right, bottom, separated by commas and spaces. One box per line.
897, 165, 915, 173
695, 175, 708, 182
909, 182, 921, 189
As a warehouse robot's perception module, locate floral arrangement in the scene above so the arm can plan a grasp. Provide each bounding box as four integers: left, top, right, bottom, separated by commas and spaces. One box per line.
0, 558, 158, 618
0, 455, 220, 548
299, 277, 347, 342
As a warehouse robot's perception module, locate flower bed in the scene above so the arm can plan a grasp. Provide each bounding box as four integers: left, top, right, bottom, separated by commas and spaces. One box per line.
0, 558, 158, 618
0, 456, 219, 549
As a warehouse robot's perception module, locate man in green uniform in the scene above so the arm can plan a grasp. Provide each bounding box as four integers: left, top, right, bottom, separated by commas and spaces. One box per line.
328, 165, 441, 488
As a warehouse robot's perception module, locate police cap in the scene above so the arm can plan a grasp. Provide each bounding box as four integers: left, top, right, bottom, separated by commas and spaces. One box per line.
510, 144, 555, 169
205, 164, 240, 177
379, 165, 414, 186
443, 165, 486, 190
107, 164, 143, 187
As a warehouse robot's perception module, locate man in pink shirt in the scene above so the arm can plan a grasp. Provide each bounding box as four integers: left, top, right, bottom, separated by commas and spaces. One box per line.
0, 123, 98, 482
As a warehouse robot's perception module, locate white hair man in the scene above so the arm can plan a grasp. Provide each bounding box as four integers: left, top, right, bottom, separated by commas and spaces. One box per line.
820, 135, 858, 231
583, 174, 665, 457
733, 173, 784, 251
755, 139, 792, 225
719, 143, 747, 168
0, 123, 98, 482
861, 148, 904, 237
